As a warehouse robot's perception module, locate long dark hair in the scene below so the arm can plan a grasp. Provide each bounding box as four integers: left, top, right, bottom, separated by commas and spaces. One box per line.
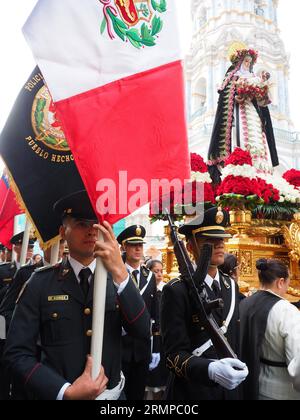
256, 259, 289, 286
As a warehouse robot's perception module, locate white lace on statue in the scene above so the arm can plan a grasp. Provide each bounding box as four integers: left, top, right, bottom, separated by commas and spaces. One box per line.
233, 56, 273, 174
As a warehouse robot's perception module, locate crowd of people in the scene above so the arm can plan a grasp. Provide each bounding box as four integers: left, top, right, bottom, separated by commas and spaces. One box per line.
0, 190, 299, 400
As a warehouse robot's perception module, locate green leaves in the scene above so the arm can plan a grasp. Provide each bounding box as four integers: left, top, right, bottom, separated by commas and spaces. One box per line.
35, 99, 46, 129
151, 16, 163, 36
36, 98, 46, 112
103, 3, 166, 49
151, 0, 167, 13
100, 17, 107, 35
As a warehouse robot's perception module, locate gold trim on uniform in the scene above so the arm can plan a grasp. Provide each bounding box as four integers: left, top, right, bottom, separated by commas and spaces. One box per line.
167, 355, 195, 379
192, 226, 226, 235
122, 236, 144, 246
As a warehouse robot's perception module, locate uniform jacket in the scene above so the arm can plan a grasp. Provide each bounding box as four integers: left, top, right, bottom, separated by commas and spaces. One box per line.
122, 266, 159, 364
0, 263, 39, 333
161, 271, 241, 400
3, 260, 150, 400
0, 262, 18, 304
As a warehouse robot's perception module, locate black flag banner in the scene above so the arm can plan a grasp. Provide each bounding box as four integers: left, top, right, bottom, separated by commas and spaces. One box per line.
0, 67, 84, 247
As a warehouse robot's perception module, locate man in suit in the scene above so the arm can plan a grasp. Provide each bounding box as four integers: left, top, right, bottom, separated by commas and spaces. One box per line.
117, 225, 160, 400
161, 207, 248, 400
3, 190, 150, 400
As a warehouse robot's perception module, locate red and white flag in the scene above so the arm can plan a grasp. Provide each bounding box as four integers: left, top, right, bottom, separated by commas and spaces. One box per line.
23, 0, 190, 223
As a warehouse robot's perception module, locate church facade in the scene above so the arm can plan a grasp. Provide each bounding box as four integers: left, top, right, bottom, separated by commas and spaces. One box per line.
186, 0, 300, 170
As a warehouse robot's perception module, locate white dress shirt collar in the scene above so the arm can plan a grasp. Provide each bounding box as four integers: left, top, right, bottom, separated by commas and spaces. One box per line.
68, 255, 96, 284
125, 263, 140, 275
205, 270, 220, 289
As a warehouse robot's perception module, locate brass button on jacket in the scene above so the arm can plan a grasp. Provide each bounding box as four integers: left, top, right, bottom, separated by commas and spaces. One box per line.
86, 330, 93, 337
52, 313, 58, 319
84, 308, 91, 316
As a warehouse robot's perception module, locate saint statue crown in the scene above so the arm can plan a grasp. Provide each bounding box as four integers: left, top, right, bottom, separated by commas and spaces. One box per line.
230, 48, 258, 65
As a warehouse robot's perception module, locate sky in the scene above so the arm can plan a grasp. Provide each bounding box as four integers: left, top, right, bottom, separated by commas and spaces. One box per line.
0, 0, 299, 172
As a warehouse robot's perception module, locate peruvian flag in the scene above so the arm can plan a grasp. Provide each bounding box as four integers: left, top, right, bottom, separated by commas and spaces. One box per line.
0, 171, 23, 249
23, 0, 190, 223
0, 171, 23, 230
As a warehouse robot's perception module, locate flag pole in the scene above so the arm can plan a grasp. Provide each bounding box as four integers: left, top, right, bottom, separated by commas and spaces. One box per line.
91, 231, 107, 382
12, 215, 19, 262
50, 240, 60, 265
20, 218, 31, 266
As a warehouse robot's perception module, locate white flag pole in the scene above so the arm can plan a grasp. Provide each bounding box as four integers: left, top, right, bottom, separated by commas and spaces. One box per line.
12, 215, 19, 262
20, 218, 31, 266
91, 231, 107, 381
50, 241, 60, 265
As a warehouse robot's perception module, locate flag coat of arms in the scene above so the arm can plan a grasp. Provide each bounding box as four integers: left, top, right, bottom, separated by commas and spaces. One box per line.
23, 0, 190, 223
0, 68, 85, 247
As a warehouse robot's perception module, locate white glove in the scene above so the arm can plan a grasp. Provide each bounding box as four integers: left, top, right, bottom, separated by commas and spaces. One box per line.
149, 353, 161, 371
208, 358, 248, 390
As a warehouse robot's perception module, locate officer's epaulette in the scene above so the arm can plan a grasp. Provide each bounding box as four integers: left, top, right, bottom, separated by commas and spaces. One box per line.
141, 265, 150, 277
219, 270, 231, 280
167, 277, 182, 287
35, 263, 60, 273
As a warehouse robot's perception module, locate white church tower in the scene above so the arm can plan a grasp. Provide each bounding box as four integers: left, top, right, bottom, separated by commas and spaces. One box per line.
186, 0, 300, 170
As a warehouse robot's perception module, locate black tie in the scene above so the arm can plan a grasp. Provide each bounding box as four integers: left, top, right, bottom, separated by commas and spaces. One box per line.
79, 268, 91, 299
139, 272, 147, 290
132, 270, 139, 287
212, 279, 221, 299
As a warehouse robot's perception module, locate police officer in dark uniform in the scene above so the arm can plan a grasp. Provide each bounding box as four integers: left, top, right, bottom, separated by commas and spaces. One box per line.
0, 232, 35, 302
161, 207, 248, 400
0, 233, 36, 399
0, 240, 65, 336
0, 244, 5, 263
117, 225, 160, 400
3, 190, 150, 400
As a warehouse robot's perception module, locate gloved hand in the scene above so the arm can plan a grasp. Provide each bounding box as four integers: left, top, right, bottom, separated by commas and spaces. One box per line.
149, 353, 161, 371
208, 358, 248, 390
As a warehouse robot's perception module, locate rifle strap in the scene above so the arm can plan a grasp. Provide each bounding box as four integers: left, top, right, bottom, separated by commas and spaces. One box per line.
192, 277, 236, 358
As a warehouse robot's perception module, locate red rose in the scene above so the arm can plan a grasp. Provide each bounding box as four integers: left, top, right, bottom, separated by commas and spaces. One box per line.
256, 177, 280, 204
283, 169, 300, 188
225, 148, 253, 166
217, 175, 260, 196
190, 153, 208, 173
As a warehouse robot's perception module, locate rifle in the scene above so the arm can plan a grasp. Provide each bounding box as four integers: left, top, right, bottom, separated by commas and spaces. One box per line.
166, 212, 236, 359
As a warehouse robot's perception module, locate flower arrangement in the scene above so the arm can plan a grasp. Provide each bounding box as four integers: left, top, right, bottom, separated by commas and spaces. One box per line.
230, 48, 258, 65
283, 169, 300, 189
254, 172, 300, 220
149, 153, 215, 222
235, 79, 270, 105
217, 148, 263, 210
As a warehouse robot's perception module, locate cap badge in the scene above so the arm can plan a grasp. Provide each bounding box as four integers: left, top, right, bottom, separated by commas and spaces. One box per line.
216, 207, 224, 225
66, 209, 72, 214
136, 226, 142, 236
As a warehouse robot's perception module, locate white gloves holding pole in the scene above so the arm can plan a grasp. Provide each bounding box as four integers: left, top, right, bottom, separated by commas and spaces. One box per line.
208, 358, 249, 390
